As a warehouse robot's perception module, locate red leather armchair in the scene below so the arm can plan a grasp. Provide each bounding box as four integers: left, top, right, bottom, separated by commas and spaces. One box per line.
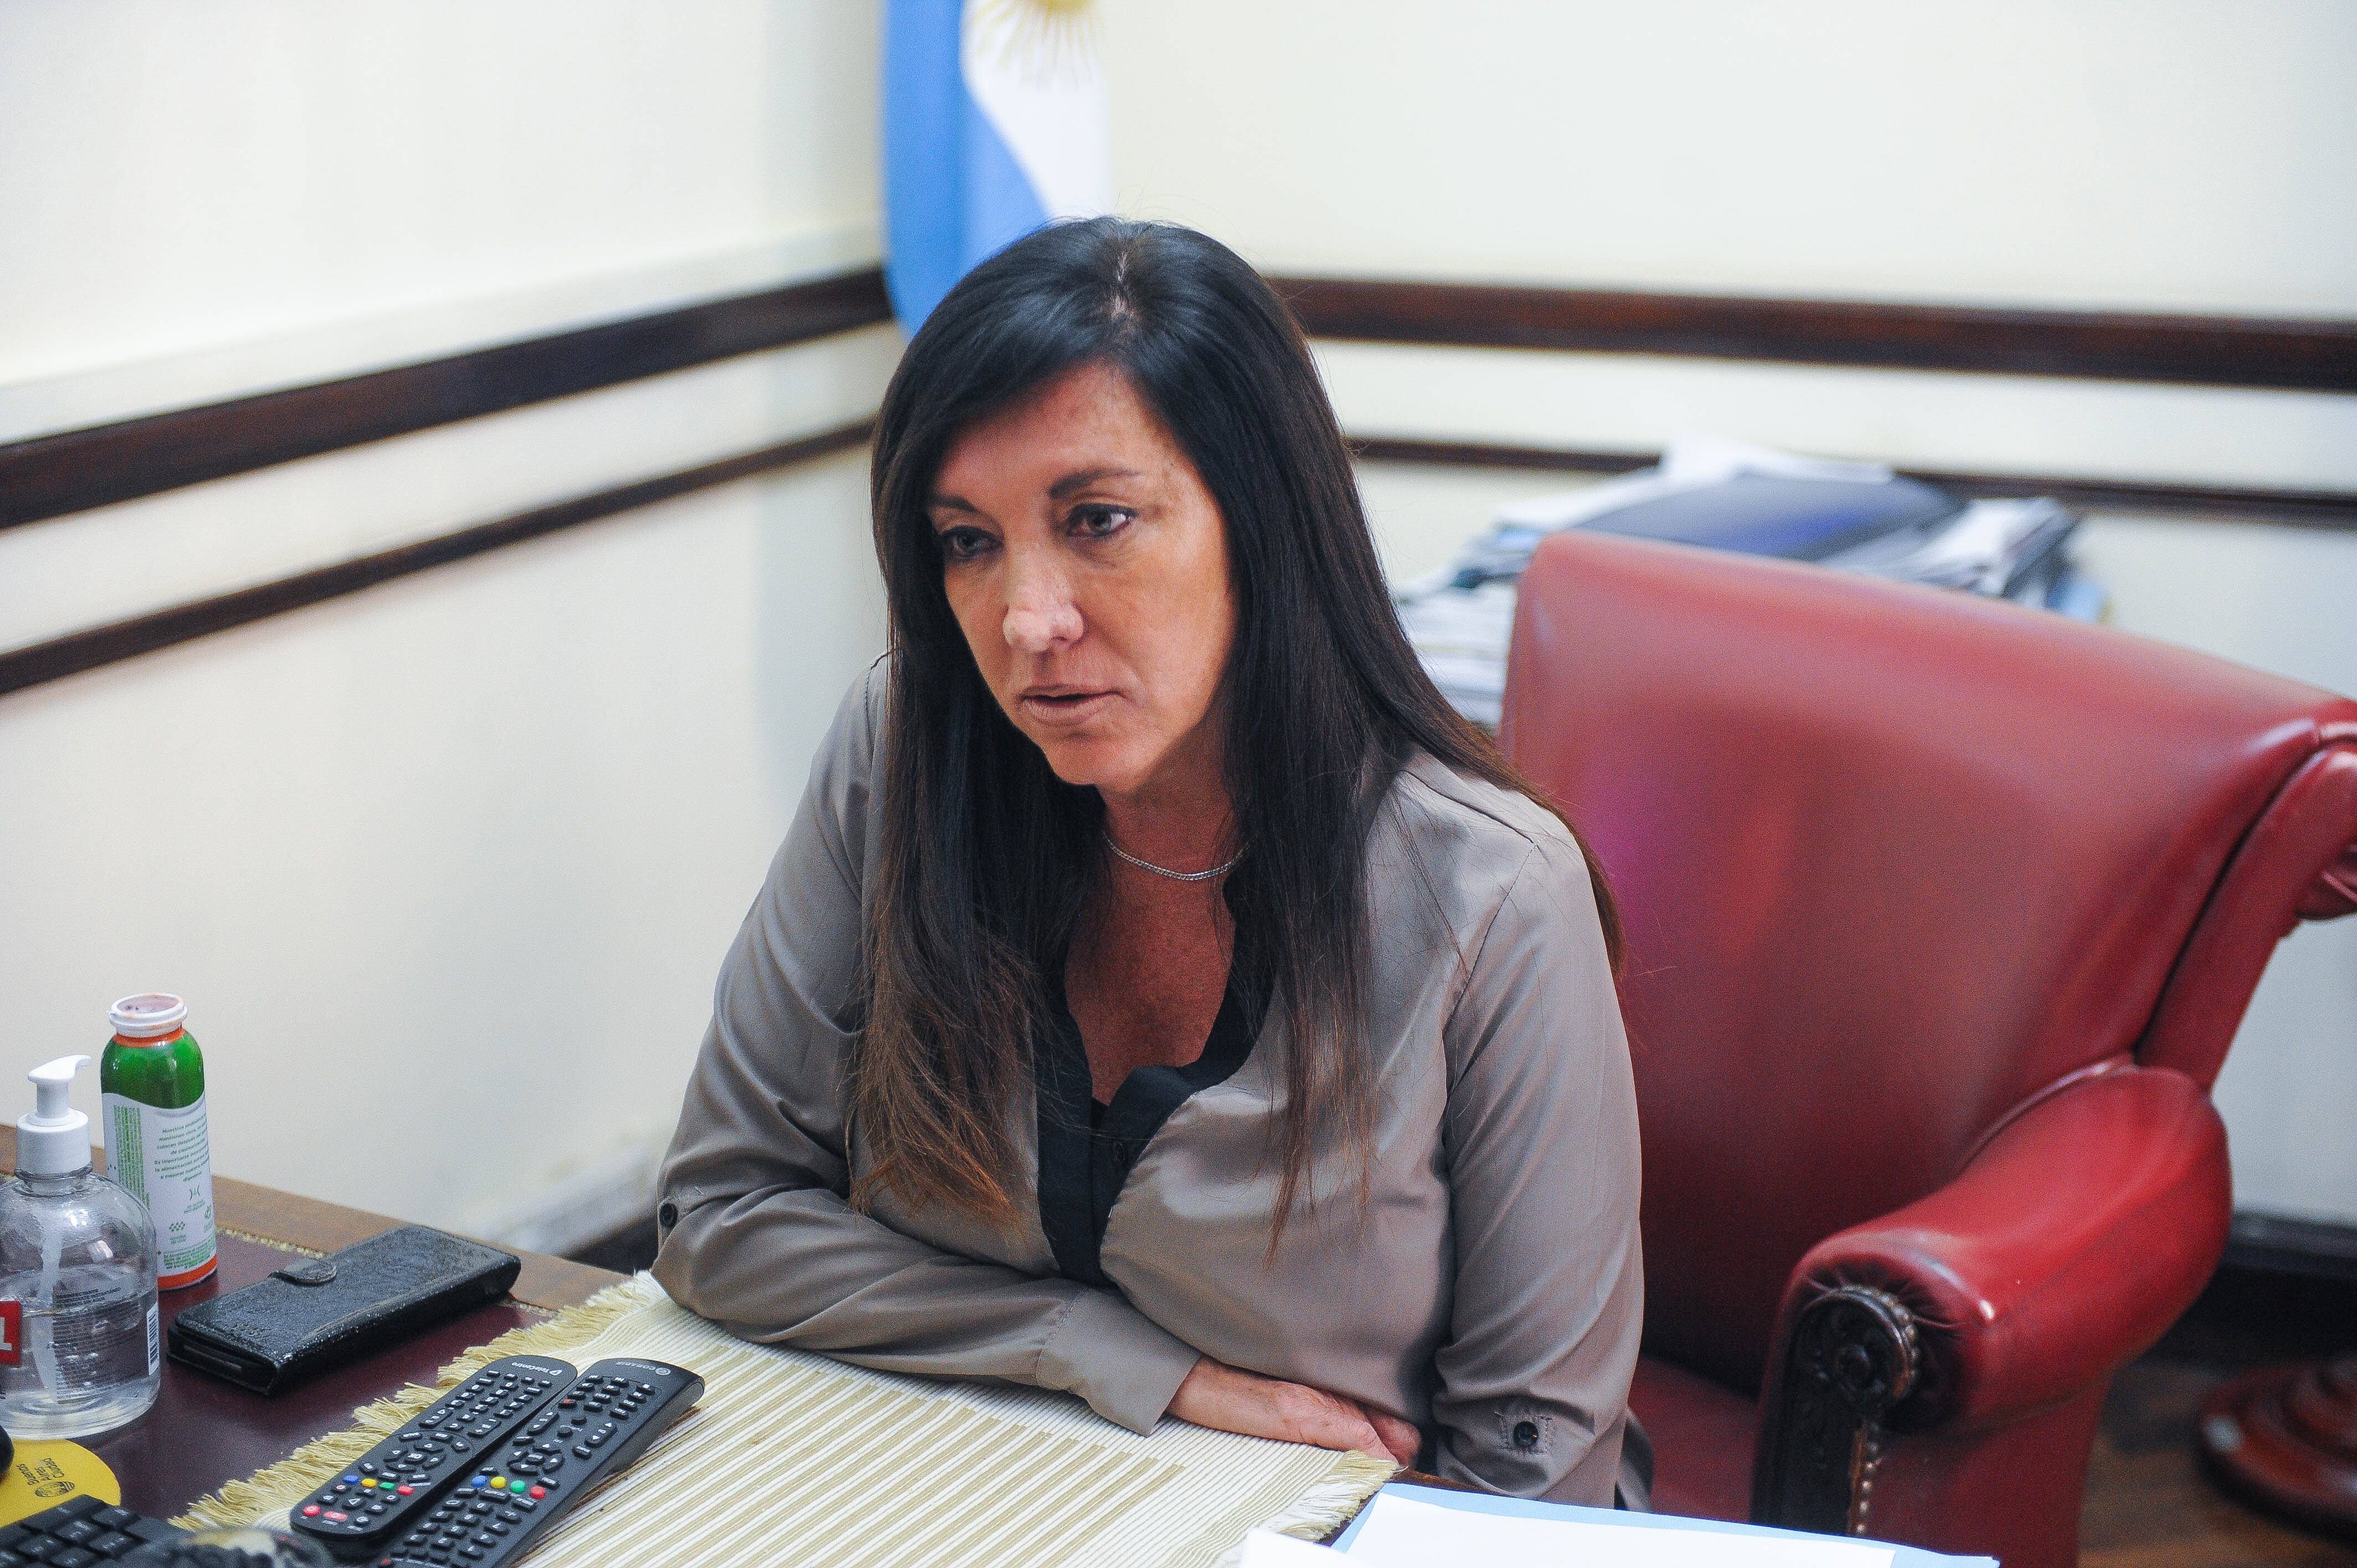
1500, 532, 2357, 1568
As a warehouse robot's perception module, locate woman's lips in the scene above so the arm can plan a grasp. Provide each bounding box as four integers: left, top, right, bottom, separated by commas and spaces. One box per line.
1017, 690, 1116, 728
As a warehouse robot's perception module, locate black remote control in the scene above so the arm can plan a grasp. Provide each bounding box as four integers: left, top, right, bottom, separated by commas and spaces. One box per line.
367, 1358, 703, 1568
290, 1354, 576, 1555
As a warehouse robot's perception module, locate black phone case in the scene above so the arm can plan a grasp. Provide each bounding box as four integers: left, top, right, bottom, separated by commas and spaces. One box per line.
166, 1225, 519, 1395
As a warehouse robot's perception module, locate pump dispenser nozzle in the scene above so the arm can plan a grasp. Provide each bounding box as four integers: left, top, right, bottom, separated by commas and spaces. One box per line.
20, 1054, 93, 1176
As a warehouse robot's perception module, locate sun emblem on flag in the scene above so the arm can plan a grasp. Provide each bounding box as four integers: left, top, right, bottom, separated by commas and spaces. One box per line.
968, 0, 1103, 86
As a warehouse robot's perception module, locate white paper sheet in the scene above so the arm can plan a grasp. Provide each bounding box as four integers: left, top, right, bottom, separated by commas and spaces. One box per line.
1342, 1494, 1901, 1568
1239, 1528, 1346, 1564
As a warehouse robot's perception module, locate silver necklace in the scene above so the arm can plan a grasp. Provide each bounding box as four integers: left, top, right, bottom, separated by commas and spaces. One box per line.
1105, 833, 1242, 883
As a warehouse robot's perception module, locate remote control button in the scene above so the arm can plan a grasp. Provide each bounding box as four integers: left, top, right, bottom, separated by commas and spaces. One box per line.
572, 1445, 590, 1459
324, 1512, 349, 1524
302, 1506, 322, 1518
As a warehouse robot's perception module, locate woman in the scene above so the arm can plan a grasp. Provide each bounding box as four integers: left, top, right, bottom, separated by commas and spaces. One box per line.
653, 218, 1645, 1505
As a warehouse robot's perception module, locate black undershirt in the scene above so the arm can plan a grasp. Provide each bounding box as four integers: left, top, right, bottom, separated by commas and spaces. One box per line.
1034, 963, 1260, 1287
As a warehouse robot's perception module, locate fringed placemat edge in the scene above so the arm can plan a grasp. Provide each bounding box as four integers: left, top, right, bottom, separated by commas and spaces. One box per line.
1254, 1450, 1396, 1540
1197, 1450, 1396, 1566
174, 1273, 658, 1531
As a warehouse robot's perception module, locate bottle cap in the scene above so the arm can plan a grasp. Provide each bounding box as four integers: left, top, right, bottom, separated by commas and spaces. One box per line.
20, 1055, 92, 1176
110, 993, 188, 1040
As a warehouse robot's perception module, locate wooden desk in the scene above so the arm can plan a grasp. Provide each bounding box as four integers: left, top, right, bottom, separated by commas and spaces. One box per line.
0, 1127, 622, 1520
0, 1132, 1443, 1544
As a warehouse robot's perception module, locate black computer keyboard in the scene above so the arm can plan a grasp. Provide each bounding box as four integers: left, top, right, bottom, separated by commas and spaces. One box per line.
0, 1495, 183, 1565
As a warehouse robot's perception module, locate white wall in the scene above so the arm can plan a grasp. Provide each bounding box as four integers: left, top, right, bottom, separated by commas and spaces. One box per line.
1094, 0, 2357, 1224
1102, 0, 2357, 312
0, 0, 894, 1241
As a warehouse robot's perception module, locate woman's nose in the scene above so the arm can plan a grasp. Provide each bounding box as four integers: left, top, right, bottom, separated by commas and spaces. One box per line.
1001, 553, 1083, 652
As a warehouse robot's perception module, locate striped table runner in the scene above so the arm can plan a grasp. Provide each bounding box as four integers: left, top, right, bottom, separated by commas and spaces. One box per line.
188, 1274, 1392, 1567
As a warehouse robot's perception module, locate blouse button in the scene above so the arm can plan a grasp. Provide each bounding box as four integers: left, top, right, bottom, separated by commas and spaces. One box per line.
1511, 1420, 1540, 1451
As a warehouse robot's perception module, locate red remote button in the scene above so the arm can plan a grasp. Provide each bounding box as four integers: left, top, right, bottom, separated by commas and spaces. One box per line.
528, 1486, 547, 1499
395, 1484, 414, 1495
302, 1505, 322, 1518
324, 1511, 348, 1523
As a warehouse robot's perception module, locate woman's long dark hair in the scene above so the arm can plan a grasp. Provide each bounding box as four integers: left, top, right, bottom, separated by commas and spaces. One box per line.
855, 217, 1620, 1231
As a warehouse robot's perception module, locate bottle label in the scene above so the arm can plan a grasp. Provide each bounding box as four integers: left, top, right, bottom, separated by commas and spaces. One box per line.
102, 1090, 217, 1284
146, 1302, 160, 1376
0, 1299, 18, 1367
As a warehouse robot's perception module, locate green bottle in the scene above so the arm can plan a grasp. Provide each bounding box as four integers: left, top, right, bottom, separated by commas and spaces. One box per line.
98, 993, 217, 1290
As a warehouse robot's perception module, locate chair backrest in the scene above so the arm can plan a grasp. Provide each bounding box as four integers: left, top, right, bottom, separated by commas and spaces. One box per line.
1501, 532, 2357, 1397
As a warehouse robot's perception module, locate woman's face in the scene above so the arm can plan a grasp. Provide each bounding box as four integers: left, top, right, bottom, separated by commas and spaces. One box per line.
928, 362, 1236, 806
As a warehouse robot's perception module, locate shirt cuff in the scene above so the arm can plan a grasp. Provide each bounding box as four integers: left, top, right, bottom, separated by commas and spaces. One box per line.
1036, 1286, 1202, 1435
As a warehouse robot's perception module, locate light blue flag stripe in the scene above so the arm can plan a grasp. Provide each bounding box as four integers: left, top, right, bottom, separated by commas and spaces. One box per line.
882, 0, 1050, 332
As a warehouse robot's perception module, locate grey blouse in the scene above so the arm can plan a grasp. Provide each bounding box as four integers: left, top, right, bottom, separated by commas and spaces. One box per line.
653, 666, 1644, 1504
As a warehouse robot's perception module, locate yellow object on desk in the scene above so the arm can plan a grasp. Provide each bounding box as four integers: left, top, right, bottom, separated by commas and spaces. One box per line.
0, 1441, 121, 1525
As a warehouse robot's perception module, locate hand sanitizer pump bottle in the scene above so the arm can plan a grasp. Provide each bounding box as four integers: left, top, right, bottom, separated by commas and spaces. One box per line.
0, 1055, 162, 1437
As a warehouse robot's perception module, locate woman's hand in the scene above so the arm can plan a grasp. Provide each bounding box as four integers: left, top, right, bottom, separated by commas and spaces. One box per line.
1167, 1357, 1422, 1468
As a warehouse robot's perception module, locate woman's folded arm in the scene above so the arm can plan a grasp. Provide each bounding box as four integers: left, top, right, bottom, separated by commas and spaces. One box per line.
653, 672, 1198, 1433
655, 1122, 1199, 1433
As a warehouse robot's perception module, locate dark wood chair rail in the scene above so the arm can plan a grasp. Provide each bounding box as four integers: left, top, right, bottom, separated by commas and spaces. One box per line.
5, 266, 2349, 537
0, 267, 893, 532
1273, 276, 2357, 394
1349, 437, 2357, 532
0, 420, 874, 701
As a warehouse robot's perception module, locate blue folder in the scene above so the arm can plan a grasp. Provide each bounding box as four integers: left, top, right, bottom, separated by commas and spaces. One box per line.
1581, 474, 1963, 563
1330, 1482, 1999, 1568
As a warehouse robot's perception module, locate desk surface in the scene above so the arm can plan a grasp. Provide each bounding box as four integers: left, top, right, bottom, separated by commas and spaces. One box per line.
0, 1126, 622, 1519
0, 1133, 1446, 1537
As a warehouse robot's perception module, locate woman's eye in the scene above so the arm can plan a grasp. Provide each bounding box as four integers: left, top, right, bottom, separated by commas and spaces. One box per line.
935, 526, 995, 561
1069, 506, 1135, 539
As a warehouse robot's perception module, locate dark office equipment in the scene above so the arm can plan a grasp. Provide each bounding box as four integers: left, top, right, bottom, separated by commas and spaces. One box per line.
2, 1493, 184, 1564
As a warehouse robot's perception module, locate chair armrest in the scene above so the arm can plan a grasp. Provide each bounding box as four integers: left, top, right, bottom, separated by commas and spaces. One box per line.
1752, 1064, 2227, 1534
1779, 1061, 2230, 1436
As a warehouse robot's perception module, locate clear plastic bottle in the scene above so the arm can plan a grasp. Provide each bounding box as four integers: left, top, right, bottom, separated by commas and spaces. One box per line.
0, 1055, 161, 1438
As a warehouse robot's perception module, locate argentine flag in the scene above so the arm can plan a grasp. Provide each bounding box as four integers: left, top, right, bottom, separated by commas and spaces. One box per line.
883, 0, 1116, 330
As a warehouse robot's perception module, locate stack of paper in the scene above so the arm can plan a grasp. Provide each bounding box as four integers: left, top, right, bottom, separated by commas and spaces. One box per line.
1391, 436, 2106, 727
1237, 1482, 1999, 1568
